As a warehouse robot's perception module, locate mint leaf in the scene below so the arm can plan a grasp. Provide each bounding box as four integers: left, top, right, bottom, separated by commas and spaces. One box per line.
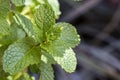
47, 0, 61, 18
54, 48, 77, 73
37, 0, 61, 18
39, 61, 54, 80
34, 4, 55, 31
3, 38, 41, 75
0, 0, 10, 16
56, 23, 80, 48
11, 0, 25, 6
0, 17, 10, 36
14, 13, 35, 38
0, 23, 26, 46
34, 4, 55, 42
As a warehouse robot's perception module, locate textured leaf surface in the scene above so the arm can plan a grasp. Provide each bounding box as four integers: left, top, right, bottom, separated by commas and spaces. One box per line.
34, 4, 55, 30
34, 4, 55, 42
0, 17, 10, 35
56, 23, 80, 48
0, 0, 10, 16
14, 13, 35, 38
3, 38, 41, 75
11, 0, 25, 6
54, 48, 77, 73
39, 61, 54, 80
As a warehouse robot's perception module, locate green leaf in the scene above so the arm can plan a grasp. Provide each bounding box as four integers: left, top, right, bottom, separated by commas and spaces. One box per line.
38, 0, 61, 18
39, 61, 54, 80
11, 0, 25, 6
0, 17, 10, 36
55, 23, 80, 48
34, 4, 55, 30
47, 0, 61, 19
14, 13, 35, 38
54, 48, 77, 73
3, 38, 41, 75
0, 0, 10, 16
0, 23, 26, 46
41, 23, 80, 56
34, 4, 55, 42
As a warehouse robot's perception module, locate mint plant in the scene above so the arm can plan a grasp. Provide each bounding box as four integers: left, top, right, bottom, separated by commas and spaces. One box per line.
0, 0, 80, 80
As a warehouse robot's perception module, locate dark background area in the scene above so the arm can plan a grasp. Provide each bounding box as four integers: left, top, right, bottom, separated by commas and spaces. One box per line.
53, 0, 120, 80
